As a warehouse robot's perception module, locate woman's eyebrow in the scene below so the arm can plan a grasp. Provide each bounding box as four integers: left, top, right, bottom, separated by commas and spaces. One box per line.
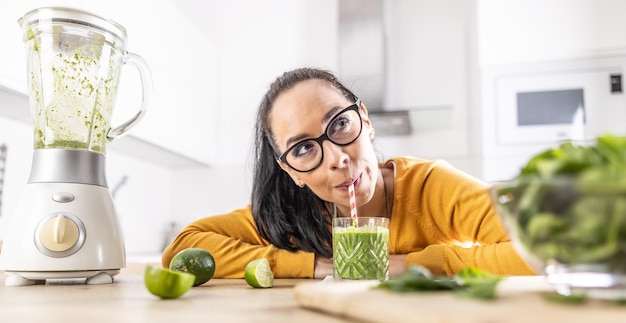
285, 133, 310, 147
322, 106, 343, 123
284, 105, 344, 147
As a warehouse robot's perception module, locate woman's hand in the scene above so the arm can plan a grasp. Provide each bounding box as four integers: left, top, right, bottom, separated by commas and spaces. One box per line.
389, 254, 408, 278
313, 255, 333, 279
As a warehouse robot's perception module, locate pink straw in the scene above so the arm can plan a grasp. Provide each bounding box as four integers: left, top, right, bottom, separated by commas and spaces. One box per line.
348, 182, 357, 221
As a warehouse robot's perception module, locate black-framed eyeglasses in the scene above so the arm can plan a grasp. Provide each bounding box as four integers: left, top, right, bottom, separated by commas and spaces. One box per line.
278, 100, 363, 173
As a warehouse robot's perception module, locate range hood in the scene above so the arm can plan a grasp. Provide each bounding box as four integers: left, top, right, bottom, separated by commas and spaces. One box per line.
338, 0, 411, 135
338, 0, 385, 112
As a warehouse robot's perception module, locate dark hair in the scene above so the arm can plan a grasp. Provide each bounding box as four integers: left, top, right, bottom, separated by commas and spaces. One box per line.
251, 67, 358, 258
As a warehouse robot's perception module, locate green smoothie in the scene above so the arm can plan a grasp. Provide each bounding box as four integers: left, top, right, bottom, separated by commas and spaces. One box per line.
333, 221, 390, 280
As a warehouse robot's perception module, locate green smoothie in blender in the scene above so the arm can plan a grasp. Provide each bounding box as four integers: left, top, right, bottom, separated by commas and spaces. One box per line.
23, 14, 148, 154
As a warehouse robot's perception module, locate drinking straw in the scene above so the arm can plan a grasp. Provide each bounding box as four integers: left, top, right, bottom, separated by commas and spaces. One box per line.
348, 182, 357, 223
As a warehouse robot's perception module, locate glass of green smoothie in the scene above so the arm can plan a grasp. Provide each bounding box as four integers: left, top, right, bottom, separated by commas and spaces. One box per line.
333, 217, 390, 280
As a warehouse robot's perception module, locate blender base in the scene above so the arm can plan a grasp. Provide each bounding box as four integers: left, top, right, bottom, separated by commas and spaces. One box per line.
0, 180, 126, 283
4, 270, 120, 286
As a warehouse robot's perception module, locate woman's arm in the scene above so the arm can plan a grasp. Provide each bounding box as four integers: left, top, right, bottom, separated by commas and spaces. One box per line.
419, 163, 536, 275
161, 206, 315, 278
405, 242, 536, 276
391, 158, 536, 276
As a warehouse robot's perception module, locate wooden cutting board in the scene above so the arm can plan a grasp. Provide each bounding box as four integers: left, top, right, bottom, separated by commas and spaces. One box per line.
294, 276, 626, 323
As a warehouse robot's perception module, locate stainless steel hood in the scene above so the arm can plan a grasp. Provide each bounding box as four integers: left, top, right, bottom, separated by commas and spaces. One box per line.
338, 0, 411, 135
338, 0, 386, 112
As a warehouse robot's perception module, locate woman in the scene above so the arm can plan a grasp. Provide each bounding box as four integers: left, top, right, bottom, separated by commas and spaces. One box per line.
162, 67, 535, 279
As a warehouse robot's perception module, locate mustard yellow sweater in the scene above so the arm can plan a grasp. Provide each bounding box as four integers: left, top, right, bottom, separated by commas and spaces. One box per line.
162, 157, 536, 278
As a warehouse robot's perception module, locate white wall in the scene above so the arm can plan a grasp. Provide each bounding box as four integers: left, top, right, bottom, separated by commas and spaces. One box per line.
106, 151, 173, 255
0, 118, 32, 230
169, 165, 253, 228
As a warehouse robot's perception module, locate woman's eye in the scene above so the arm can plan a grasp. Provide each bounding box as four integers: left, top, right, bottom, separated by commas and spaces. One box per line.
329, 114, 352, 137
291, 140, 317, 158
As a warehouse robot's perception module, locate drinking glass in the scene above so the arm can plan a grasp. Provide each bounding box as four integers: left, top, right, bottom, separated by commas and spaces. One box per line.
333, 217, 390, 280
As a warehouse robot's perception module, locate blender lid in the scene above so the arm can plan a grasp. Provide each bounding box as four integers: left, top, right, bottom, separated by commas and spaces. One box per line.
18, 7, 128, 45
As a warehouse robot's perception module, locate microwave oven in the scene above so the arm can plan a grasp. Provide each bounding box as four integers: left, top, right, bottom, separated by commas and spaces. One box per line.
479, 55, 626, 182
495, 63, 625, 144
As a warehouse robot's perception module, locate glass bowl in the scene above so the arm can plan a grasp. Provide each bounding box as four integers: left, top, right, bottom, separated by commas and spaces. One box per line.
490, 176, 626, 299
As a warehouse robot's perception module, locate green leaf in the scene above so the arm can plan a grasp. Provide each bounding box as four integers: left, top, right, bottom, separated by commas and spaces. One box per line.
453, 267, 502, 300
541, 292, 587, 304
377, 266, 458, 292
376, 266, 502, 300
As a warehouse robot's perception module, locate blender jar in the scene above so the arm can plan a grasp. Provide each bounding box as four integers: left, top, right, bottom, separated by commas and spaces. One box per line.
20, 7, 152, 154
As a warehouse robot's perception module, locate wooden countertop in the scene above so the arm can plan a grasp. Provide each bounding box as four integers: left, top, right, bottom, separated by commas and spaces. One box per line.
3, 263, 626, 323
0, 263, 344, 323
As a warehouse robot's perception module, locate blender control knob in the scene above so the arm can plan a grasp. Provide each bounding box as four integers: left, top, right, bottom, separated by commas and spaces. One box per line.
39, 213, 80, 252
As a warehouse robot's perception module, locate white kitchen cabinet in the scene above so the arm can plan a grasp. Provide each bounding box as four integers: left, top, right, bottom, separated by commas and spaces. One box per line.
477, 0, 626, 66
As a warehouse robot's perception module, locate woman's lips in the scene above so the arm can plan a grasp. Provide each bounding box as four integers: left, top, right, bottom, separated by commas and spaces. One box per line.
336, 173, 361, 191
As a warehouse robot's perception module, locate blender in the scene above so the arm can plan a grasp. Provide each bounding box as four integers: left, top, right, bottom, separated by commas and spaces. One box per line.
0, 7, 153, 286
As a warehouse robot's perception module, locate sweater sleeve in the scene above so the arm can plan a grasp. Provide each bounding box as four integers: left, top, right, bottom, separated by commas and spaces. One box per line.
161, 205, 316, 278
390, 158, 537, 276
405, 242, 536, 276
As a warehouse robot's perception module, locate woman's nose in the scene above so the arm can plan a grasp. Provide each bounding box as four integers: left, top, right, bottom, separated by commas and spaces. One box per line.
323, 141, 350, 169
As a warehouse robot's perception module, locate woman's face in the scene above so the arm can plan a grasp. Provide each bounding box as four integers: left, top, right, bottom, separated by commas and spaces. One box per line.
270, 79, 379, 209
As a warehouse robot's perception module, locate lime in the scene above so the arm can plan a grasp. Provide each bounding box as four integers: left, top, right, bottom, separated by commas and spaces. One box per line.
169, 248, 216, 286
144, 265, 195, 299
244, 258, 274, 288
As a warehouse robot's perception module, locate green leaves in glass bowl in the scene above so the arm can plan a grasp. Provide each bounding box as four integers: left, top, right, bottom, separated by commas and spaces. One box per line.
493, 134, 626, 272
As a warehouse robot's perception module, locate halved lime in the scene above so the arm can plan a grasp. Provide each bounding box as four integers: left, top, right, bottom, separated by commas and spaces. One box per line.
244, 258, 274, 288
144, 264, 195, 299
169, 248, 216, 286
